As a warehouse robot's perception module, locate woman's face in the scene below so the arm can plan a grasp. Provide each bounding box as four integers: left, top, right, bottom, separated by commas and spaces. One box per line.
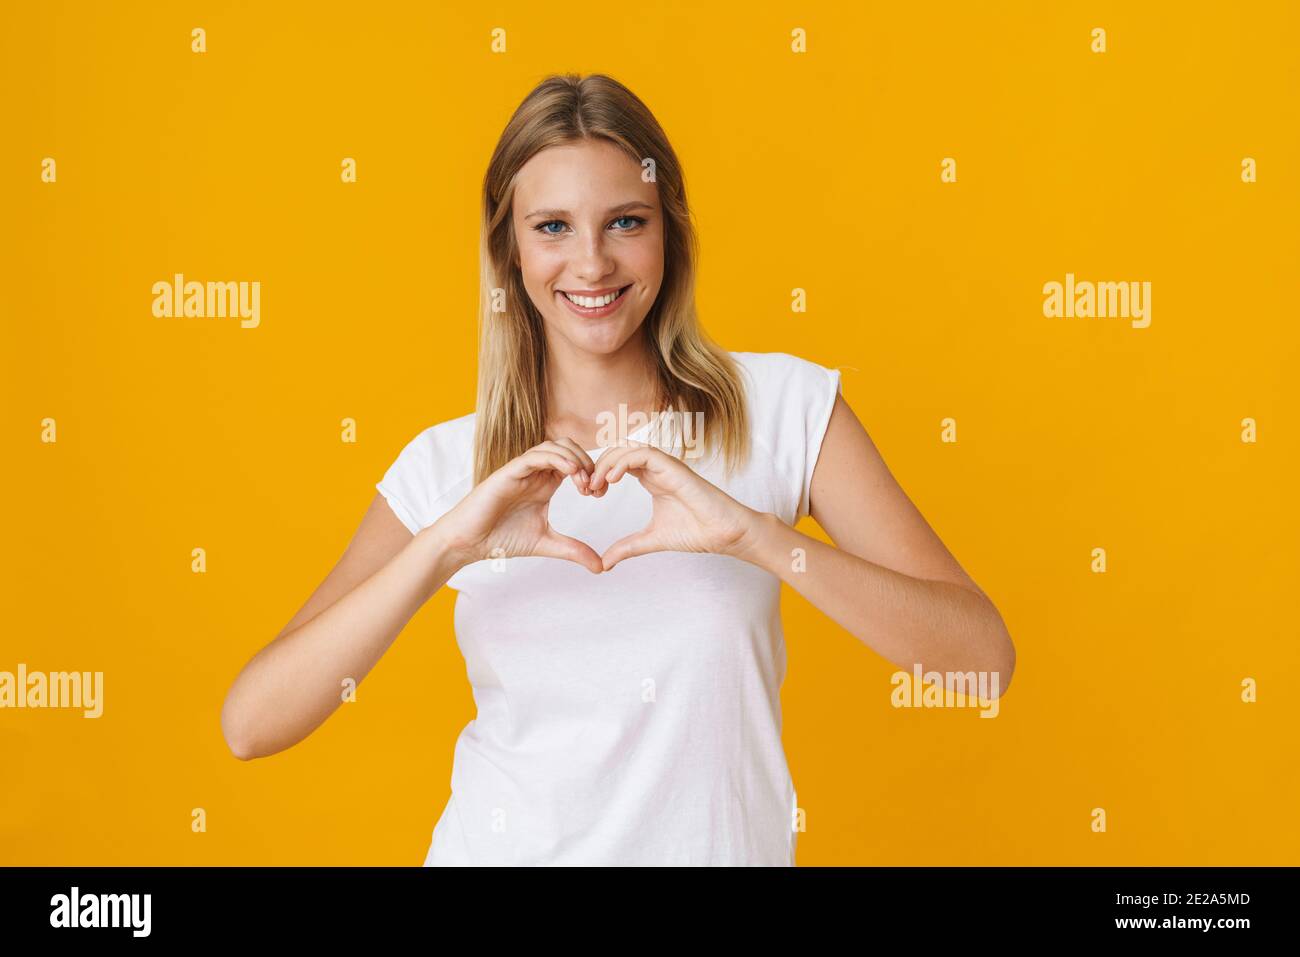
511, 138, 664, 359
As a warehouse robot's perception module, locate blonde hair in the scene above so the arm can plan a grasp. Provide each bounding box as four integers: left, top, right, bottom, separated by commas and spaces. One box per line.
472, 72, 749, 484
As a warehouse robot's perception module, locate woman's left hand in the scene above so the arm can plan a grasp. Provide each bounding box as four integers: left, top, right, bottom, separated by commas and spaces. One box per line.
587, 441, 762, 571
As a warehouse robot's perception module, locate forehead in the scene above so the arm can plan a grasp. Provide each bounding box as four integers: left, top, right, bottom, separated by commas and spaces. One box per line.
513, 139, 656, 210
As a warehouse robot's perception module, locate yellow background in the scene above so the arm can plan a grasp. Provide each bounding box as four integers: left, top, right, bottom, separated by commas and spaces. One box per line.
2, 1, 1296, 865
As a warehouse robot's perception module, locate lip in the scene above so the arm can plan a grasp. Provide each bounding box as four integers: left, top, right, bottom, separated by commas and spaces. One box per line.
560, 285, 625, 296
557, 284, 631, 319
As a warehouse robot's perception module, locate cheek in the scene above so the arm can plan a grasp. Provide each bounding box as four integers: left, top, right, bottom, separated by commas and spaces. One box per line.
516, 246, 554, 288
626, 234, 663, 277
636, 249, 665, 288
521, 242, 567, 278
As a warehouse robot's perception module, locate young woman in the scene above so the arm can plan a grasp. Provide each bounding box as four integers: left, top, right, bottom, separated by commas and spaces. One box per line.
220, 73, 1015, 866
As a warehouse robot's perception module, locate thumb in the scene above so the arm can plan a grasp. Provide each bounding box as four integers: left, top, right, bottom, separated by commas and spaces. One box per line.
534, 529, 604, 574
601, 530, 657, 572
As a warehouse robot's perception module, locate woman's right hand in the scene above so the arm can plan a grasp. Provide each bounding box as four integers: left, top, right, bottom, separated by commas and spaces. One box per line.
435, 438, 603, 574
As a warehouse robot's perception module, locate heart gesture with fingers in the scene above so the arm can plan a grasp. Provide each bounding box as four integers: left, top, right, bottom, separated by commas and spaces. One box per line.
587, 440, 758, 572
437, 437, 762, 575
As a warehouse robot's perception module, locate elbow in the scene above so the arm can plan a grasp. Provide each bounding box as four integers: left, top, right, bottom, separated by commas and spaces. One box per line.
994, 638, 1015, 698
991, 618, 1016, 698
220, 693, 260, 761
977, 593, 1015, 698
226, 737, 257, 762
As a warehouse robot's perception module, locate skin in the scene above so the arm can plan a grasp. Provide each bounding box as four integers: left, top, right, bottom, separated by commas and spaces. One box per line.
515, 137, 665, 448
220, 138, 1014, 762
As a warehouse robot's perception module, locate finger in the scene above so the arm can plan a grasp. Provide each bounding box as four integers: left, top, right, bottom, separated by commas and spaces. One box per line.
506, 449, 578, 483
534, 441, 591, 494
550, 437, 597, 475
547, 437, 596, 494
592, 445, 660, 490
606, 447, 651, 484
601, 529, 658, 572
534, 530, 604, 574
534, 439, 587, 471
588, 445, 634, 491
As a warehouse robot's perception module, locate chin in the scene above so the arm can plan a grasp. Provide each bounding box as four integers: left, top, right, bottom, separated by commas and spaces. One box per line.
557, 316, 640, 355
576, 325, 636, 354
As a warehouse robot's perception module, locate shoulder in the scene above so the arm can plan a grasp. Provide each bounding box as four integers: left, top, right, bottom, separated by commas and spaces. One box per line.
729, 350, 841, 400
375, 411, 476, 534
391, 411, 477, 466
728, 350, 842, 431
727, 350, 843, 522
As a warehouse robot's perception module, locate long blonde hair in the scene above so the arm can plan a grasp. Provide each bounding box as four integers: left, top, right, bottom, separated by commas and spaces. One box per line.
472, 72, 750, 484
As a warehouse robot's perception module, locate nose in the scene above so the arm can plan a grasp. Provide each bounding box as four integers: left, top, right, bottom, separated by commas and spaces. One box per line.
570, 229, 617, 285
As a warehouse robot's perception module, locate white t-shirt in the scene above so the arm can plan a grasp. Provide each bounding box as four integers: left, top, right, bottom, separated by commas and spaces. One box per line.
376, 350, 842, 865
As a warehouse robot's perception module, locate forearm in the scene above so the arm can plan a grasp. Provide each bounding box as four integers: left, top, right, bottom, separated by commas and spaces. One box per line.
221, 523, 464, 759
735, 511, 1015, 686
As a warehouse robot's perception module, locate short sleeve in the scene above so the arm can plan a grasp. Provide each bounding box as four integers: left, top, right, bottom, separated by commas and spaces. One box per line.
732, 351, 842, 524
375, 414, 476, 535
792, 359, 842, 521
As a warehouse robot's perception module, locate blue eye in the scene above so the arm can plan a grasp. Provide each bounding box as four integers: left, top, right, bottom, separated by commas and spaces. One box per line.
533, 216, 647, 236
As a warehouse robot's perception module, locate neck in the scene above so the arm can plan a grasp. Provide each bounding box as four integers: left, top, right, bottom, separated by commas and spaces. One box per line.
543, 334, 660, 444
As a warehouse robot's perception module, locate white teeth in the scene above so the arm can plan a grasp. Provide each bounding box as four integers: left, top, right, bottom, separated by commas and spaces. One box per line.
562, 287, 623, 308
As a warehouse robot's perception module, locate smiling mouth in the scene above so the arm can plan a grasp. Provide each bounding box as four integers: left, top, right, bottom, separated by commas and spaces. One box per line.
559, 285, 630, 306
557, 284, 632, 317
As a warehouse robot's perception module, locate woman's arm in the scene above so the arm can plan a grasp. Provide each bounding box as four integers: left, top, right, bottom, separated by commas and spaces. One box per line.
734, 394, 1016, 694
220, 493, 464, 760
222, 437, 601, 761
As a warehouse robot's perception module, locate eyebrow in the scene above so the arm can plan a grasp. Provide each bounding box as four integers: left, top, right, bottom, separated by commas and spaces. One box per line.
523, 201, 655, 221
